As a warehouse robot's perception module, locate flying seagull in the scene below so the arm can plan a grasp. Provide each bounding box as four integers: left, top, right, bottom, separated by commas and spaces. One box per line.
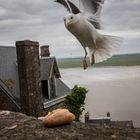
55, 0, 123, 69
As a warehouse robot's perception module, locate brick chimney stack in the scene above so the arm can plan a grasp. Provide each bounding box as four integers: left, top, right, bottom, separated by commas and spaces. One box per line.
40, 45, 50, 57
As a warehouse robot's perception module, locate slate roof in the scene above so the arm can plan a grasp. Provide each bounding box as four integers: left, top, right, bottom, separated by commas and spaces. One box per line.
56, 78, 70, 97
0, 46, 19, 98
0, 46, 69, 100
0, 78, 21, 110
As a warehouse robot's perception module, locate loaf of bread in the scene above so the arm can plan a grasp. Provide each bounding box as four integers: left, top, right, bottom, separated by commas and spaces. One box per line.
43, 109, 75, 126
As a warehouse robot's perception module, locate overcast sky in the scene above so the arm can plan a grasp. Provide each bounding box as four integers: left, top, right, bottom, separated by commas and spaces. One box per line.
0, 0, 140, 58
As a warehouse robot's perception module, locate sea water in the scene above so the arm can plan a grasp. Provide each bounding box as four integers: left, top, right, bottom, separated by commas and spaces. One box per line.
60, 66, 140, 127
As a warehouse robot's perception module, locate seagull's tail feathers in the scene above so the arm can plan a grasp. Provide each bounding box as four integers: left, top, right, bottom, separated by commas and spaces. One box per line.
90, 35, 123, 63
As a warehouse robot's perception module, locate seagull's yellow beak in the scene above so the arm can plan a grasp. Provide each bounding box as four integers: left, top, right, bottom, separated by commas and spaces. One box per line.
64, 19, 72, 27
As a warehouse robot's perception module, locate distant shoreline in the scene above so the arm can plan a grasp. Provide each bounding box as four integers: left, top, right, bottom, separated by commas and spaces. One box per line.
57, 53, 140, 68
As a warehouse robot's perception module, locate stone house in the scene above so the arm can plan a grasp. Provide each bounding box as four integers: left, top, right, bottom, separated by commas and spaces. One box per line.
0, 40, 70, 116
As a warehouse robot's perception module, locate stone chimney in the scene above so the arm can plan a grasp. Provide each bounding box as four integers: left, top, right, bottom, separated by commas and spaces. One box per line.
40, 45, 50, 57
16, 40, 44, 117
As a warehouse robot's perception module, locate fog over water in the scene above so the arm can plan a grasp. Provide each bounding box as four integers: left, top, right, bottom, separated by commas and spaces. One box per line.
60, 66, 140, 127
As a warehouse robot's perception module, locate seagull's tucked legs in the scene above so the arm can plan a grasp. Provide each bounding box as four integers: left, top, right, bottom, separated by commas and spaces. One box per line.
91, 51, 95, 65
83, 47, 88, 69
91, 40, 97, 65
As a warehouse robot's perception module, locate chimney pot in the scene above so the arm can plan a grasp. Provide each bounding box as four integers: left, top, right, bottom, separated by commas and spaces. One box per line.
40, 45, 50, 57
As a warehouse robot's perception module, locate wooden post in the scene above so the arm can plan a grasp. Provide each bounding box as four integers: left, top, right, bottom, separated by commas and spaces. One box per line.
84, 111, 89, 123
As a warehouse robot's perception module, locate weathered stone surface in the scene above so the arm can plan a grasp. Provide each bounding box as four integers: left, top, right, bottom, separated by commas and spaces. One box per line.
16, 40, 44, 117
16, 40, 39, 47
0, 111, 140, 140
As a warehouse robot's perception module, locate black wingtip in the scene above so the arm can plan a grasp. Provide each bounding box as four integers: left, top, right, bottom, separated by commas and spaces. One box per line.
54, 0, 61, 3
54, 0, 80, 14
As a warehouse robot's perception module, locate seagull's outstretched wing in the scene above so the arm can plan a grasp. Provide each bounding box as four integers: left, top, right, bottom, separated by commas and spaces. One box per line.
80, 0, 105, 29
81, 0, 105, 15
55, 0, 80, 14
55, 0, 105, 29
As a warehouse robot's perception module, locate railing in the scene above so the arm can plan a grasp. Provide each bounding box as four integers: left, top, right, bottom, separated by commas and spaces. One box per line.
43, 95, 66, 108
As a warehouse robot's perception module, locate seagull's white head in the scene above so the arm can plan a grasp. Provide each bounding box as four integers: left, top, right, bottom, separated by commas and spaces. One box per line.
64, 14, 78, 27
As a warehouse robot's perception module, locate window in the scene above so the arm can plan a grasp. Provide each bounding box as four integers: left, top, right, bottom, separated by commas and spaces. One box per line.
41, 80, 49, 100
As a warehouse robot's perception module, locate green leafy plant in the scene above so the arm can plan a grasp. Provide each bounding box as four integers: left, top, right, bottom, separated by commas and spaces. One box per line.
64, 85, 88, 121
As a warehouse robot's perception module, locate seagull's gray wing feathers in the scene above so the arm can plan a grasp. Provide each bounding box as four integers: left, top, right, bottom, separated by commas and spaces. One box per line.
80, 0, 105, 29
87, 16, 101, 29
80, 0, 105, 15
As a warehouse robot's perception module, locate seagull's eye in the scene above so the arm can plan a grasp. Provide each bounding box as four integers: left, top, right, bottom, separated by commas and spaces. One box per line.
70, 16, 73, 20
64, 18, 66, 21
